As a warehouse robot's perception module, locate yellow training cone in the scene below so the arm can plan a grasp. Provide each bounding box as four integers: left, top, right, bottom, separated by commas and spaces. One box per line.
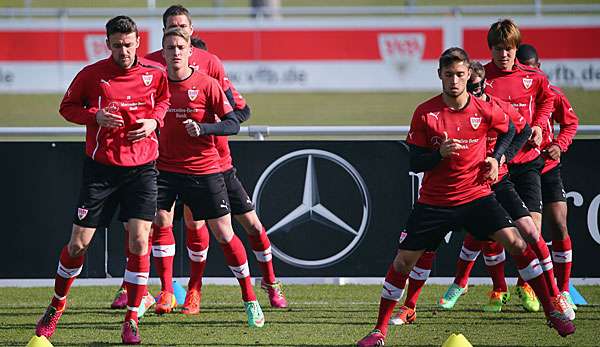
26, 335, 53, 347
441, 333, 473, 347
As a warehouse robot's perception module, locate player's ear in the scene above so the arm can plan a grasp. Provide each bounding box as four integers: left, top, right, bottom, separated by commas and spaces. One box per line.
105, 38, 110, 50
135, 35, 140, 49
437, 68, 442, 79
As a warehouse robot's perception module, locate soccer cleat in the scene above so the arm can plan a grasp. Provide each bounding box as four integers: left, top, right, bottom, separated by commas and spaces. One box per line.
154, 291, 176, 315
356, 329, 385, 347
244, 300, 265, 328
483, 290, 510, 312
515, 283, 540, 312
389, 305, 416, 325
547, 310, 576, 337
137, 292, 155, 318
438, 283, 467, 310
562, 291, 578, 311
261, 280, 288, 308
121, 319, 141, 345
111, 287, 128, 309
552, 293, 576, 321
181, 289, 201, 315
35, 305, 64, 338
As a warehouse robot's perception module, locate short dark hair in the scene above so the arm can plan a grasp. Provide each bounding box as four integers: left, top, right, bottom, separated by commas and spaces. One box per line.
105, 15, 138, 38
470, 61, 485, 79
439, 47, 470, 70
516, 44, 539, 63
163, 4, 192, 28
487, 19, 521, 49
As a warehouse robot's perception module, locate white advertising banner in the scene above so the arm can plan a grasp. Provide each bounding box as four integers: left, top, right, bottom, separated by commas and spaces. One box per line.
0, 16, 599, 92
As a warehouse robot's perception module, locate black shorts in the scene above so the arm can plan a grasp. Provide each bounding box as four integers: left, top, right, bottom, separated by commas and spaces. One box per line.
509, 155, 545, 213
493, 176, 531, 221
157, 170, 230, 221
400, 195, 515, 251
541, 165, 567, 204
73, 157, 157, 228
223, 167, 255, 215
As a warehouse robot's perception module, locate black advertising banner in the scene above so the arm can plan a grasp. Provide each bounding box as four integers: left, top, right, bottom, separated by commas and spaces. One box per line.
1, 140, 599, 279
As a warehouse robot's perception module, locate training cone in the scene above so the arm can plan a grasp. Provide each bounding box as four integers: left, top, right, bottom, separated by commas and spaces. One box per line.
26, 335, 53, 347
441, 333, 473, 347
569, 283, 588, 305
172, 280, 187, 305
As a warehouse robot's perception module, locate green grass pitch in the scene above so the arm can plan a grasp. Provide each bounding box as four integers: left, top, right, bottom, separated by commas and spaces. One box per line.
1, 284, 598, 346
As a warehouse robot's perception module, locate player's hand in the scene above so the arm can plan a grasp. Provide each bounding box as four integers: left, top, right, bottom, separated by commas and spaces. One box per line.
529, 125, 543, 147
96, 108, 124, 128
546, 144, 562, 160
127, 119, 157, 143
183, 119, 204, 137
483, 157, 499, 182
439, 132, 467, 158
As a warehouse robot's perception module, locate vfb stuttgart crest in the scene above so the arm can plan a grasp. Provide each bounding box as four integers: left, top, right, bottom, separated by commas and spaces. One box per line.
142, 74, 153, 86
522, 78, 533, 89
470, 115, 482, 129
188, 89, 199, 101
77, 207, 88, 220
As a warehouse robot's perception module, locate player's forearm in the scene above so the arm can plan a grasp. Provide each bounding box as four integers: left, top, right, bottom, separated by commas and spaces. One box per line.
408, 144, 443, 172
492, 120, 515, 162
505, 123, 531, 163
149, 99, 170, 128
198, 112, 241, 136
59, 104, 98, 126
234, 105, 251, 123
532, 89, 555, 128
555, 122, 578, 152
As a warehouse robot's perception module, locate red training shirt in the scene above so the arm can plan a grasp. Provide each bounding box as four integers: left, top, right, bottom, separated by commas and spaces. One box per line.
484, 61, 555, 165
146, 47, 246, 172
541, 86, 578, 174
157, 70, 234, 175
407, 94, 509, 206
60, 57, 170, 167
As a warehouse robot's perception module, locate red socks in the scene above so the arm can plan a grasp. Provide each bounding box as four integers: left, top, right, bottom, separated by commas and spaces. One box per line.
52, 246, 84, 310
248, 227, 276, 284
186, 224, 210, 292
552, 236, 572, 293
219, 235, 256, 302
124, 252, 150, 323
454, 234, 482, 288
482, 241, 507, 292
374, 265, 409, 337
404, 251, 435, 309
152, 224, 175, 294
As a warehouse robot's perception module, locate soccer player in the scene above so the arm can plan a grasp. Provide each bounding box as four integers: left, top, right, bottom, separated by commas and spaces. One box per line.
517, 44, 579, 309
390, 60, 530, 324
483, 19, 572, 315
35, 16, 170, 345
437, 61, 533, 313
112, 4, 287, 314
356, 48, 574, 347
154, 27, 265, 327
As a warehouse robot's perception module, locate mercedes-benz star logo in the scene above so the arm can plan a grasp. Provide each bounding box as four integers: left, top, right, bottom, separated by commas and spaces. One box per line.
252, 149, 370, 268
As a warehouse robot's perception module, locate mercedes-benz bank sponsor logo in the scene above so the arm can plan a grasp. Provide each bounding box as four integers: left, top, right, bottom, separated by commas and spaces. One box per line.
252, 149, 371, 268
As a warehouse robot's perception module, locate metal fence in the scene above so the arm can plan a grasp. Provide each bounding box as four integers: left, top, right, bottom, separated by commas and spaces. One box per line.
3, 4, 600, 18
1, 125, 599, 140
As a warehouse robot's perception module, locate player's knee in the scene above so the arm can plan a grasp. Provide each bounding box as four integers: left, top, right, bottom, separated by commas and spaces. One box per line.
516, 219, 539, 244
67, 242, 88, 257
550, 220, 569, 239
129, 238, 148, 255
505, 236, 527, 255
392, 255, 414, 275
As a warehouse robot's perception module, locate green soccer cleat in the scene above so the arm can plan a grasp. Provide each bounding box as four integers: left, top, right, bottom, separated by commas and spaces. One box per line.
483, 290, 510, 312
438, 283, 467, 310
244, 300, 265, 328
515, 283, 540, 312
561, 291, 578, 311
